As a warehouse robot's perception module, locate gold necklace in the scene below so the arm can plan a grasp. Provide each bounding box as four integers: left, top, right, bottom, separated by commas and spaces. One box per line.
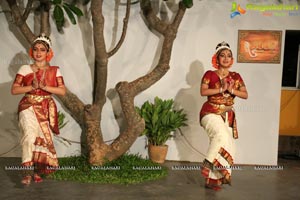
33, 63, 48, 70
218, 69, 228, 77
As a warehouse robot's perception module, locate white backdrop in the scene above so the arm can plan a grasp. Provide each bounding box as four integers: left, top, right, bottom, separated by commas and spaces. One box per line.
1, 0, 300, 165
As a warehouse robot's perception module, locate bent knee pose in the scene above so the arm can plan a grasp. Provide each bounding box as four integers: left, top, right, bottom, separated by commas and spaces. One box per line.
199, 42, 248, 191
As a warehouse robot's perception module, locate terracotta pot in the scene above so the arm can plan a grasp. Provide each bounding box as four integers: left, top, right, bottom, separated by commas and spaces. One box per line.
148, 144, 168, 164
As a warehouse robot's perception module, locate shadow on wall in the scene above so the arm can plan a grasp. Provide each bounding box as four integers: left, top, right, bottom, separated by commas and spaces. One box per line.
0, 52, 30, 157
0, 1, 30, 50
77, 2, 94, 85
106, 88, 149, 158
171, 60, 208, 162
107, 88, 126, 134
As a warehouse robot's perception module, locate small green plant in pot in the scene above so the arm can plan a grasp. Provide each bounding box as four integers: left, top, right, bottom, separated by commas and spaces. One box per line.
136, 97, 187, 163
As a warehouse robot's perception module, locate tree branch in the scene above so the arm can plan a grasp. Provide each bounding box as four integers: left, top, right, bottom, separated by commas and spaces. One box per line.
140, 0, 168, 34
128, 0, 186, 94
91, 0, 108, 107
108, 0, 131, 58
6, 0, 35, 43
130, 63, 170, 95
40, 1, 51, 35
22, 0, 33, 21
171, 2, 186, 32
57, 89, 85, 126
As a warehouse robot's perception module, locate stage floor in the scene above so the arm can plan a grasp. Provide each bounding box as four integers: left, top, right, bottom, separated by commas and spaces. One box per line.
0, 157, 299, 200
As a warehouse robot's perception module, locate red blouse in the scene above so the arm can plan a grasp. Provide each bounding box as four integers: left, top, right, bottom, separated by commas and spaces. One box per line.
199, 70, 245, 139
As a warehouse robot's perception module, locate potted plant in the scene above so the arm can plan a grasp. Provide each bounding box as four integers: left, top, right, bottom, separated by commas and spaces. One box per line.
136, 97, 187, 163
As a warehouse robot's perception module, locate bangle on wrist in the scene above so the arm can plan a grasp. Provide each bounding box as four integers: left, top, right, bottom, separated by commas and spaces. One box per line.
231, 89, 234, 95
219, 87, 223, 93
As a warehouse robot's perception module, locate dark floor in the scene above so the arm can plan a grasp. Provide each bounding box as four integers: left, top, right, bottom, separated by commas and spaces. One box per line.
0, 157, 300, 200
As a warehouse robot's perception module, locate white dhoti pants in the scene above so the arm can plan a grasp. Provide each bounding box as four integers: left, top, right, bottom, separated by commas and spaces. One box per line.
201, 113, 235, 184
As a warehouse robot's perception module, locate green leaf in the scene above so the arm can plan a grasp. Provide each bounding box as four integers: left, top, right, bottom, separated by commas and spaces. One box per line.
54, 5, 64, 22
154, 96, 160, 105
58, 111, 68, 129
59, 122, 67, 129
55, 19, 64, 32
155, 104, 162, 114
144, 112, 151, 124
143, 101, 151, 113
63, 4, 76, 25
182, 0, 193, 8
66, 3, 83, 16
164, 99, 173, 110
161, 110, 169, 126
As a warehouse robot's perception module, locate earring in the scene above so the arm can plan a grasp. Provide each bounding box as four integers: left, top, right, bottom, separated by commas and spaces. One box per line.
46, 49, 54, 62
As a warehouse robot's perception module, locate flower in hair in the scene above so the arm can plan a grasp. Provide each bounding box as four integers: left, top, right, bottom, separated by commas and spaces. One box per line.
211, 54, 219, 69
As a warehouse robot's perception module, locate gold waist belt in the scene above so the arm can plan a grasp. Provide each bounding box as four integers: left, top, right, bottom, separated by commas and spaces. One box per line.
209, 102, 232, 110
25, 94, 52, 102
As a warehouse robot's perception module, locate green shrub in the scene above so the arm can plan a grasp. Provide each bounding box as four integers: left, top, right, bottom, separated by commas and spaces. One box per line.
136, 96, 187, 146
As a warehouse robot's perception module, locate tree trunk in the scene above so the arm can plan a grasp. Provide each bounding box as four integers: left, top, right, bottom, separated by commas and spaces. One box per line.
91, 0, 187, 164
84, 104, 109, 165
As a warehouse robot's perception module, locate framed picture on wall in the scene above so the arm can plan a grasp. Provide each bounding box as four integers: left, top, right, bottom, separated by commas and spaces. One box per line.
237, 30, 282, 63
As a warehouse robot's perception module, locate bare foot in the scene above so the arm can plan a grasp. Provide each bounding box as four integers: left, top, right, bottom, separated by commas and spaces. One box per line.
21, 176, 32, 185
201, 167, 210, 177
34, 174, 43, 183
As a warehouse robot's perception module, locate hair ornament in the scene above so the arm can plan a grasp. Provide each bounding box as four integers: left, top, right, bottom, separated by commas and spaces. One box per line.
32, 33, 52, 49
215, 41, 231, 53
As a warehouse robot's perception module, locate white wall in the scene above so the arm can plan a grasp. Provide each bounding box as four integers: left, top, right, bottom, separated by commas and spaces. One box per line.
1, 0, 300, 165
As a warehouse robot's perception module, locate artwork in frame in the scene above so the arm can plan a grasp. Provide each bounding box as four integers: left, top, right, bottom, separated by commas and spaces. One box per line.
237, 30, 282, 63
